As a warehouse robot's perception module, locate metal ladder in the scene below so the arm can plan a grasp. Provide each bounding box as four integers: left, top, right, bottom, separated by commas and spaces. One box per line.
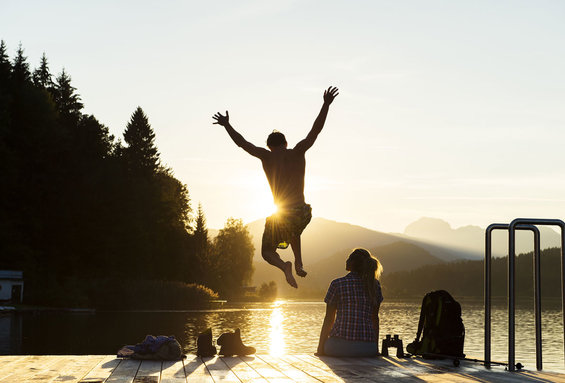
484, 218, 565, 371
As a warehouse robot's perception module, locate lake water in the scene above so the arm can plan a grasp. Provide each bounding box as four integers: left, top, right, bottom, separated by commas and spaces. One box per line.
2, 298, 565, 372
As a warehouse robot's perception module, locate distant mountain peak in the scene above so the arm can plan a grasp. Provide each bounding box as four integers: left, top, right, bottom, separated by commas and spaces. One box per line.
404, 217, 452, 237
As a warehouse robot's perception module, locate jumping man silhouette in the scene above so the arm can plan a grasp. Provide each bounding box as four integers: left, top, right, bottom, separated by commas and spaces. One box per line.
213, 86, 339, 288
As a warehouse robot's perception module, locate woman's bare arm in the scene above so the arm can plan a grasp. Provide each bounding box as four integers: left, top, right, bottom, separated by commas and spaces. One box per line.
316, 303, 337, 355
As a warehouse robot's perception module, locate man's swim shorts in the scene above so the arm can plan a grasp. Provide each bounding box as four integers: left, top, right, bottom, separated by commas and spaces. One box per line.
262, 204, 312, 249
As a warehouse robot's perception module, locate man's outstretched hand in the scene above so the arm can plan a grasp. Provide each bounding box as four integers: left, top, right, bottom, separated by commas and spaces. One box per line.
213, 111, 230, 127
323, 86, 339, 105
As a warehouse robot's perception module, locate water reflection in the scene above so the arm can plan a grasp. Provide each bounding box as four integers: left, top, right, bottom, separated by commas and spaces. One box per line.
3, 299, 565, 372
269, 300, 285, 356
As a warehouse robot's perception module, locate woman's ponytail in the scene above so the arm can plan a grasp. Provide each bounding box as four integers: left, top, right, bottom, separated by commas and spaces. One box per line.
348, 248, 383, 304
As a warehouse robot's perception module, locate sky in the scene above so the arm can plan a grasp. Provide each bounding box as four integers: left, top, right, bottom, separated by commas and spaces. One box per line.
3, 0, 565, 233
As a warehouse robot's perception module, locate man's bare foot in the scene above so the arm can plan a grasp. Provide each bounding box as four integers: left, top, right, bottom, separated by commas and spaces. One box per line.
295, 264, 307, 277
283, 261, 298, 288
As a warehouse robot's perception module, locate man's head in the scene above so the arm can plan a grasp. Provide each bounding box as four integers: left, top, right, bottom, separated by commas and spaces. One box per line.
267, 130, 287, 150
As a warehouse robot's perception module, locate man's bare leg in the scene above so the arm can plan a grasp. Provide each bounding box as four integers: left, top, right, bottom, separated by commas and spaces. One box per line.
290, 236, 307, 277
261, 244, 297, 288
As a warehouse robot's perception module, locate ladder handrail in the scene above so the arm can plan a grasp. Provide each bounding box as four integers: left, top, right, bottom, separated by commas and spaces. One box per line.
484, 218, 565, 371
508, 219, 565, 371
485, 223, 540, 370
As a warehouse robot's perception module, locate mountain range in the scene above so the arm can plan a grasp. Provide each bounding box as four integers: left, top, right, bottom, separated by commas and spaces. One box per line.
213, 216, 562, 297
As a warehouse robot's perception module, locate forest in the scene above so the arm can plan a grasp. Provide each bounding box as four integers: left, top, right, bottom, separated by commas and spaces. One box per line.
0, 41, 258, 308
383, 247, 563, 299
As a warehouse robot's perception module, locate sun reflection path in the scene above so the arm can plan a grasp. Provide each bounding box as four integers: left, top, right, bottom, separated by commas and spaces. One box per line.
269, 300, 286, 356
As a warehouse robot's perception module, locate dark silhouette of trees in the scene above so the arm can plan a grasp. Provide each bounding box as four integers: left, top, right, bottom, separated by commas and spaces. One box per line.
382, 247, 563, 299
53, 69, 83, 129
194, 203, 209, 254
0, 41, 11, 87
192, 203, 211, 284
11, 43, 31, 85
123, 107, 160, 173
33, 53, 53, 90
209, 218, 255, 298
258, 281, 278, 301
0, 41, 255, 307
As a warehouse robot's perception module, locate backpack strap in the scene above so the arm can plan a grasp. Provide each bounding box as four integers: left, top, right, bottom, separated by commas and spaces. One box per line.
415, 293, 429, 341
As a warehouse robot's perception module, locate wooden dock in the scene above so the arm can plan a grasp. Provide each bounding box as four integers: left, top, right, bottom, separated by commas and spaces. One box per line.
1, 354, 565, 382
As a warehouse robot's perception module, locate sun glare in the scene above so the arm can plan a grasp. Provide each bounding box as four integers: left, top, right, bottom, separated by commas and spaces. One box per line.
256, 192, 278, 218
243, 174, 277, 219
269, 300, 286, 356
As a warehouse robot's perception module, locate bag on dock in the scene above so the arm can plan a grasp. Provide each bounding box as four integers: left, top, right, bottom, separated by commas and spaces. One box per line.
117, 335, 184, 360
406, 290, 465, 358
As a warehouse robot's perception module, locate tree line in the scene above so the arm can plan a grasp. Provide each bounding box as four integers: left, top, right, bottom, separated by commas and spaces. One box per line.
382, 247, 563, 299
0, 41, 255, 308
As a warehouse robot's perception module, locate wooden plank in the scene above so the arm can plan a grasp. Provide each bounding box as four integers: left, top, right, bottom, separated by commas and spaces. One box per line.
160, 360, 186, 383
106, 359, 141, 383
410, 358, 508, 383
407, 357, 562, 383
279, 355, 344, 382
257, 355, 321, 383
354, 356, 439, 379
222, 356, 268, 383
4, 355, 565, 383
45, 355, 107, 383
9, 355, 71, 382
0, 355, 27, 370
529, 371, 565, 383
183, 355, 214, 383
203, 356, 241, 382
241, 355, 295, 382
304, 355, 424, 383
79, 356, 122, 383
0, 355, 34, 379
133, 360, 162, 383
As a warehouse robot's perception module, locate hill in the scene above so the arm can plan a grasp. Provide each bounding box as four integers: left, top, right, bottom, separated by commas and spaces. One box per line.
403, 217, 561, 257
245, 217, 469, 266
382, 247, 563, 299
306, 241, 444, 288
252, 241, 444, 298
210, 216, 562, 298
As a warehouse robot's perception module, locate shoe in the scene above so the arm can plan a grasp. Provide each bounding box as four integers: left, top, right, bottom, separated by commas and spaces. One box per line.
196, 328, 216, 357
217, 328, 256, 356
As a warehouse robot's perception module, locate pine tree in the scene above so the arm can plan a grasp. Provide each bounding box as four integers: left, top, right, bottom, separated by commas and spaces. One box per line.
33, 53, 53, 89
11, 43, 31, 84
0, 40, 12, 87
194, 203, 209, 251
123, 107, 160, 173
53, 69, 83, 120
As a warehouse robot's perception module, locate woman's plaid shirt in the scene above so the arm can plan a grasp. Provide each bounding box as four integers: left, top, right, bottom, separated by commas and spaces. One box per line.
324, 272, 383, 342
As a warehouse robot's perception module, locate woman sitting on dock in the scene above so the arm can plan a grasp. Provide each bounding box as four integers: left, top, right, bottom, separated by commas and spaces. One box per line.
316, 248, 383, 357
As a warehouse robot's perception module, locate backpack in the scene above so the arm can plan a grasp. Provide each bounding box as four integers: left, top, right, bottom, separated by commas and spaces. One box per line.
406, 290, 465, 358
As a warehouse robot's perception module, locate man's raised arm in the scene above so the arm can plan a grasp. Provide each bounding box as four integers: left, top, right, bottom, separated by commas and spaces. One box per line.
295, 86, 339, 152
213, 110, 268, 158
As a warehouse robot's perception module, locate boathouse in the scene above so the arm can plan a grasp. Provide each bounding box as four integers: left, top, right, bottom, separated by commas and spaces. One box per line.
0, 270, 24, 303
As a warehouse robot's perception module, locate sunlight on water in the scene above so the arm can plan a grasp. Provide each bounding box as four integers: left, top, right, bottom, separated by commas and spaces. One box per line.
269, 300, 285, 356
4, 299, 565, 372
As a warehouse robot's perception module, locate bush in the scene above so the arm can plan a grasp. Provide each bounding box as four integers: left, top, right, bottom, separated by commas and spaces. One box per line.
25, 277, 219, 309
258, 281, 278, 301
87, 279, 219, 309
